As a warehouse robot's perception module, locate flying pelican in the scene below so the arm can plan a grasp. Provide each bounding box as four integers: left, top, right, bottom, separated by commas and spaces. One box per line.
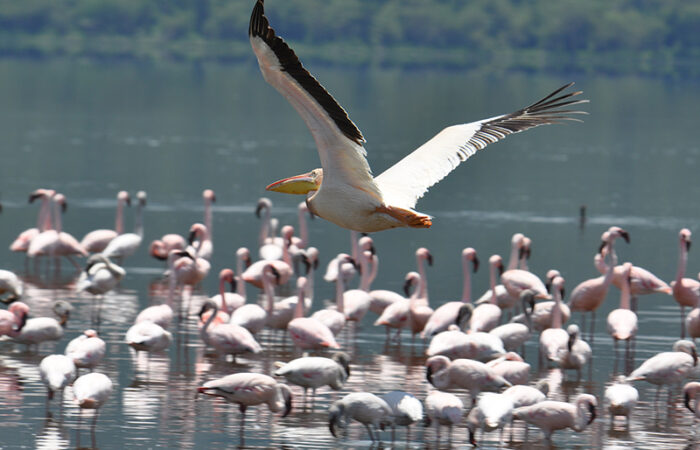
249, 0, 587, 233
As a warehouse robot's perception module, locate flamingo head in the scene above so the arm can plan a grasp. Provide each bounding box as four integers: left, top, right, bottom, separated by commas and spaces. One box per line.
53, 300, 72, 326
328, 401, 345, 437
149, 240, 168, 260
203, 189, 216, 202
136, 191, 147, 205
266, 168, 323, 195
681, 228, 692, 251
462, 248, 478, 272
489, 254, 504, 276
608, 226, 630, 243
416, 248, 433, 266
455, 303, 474, 330
118, 191, 131, 206
403, 272, 420, 297
331, 351, 351, 378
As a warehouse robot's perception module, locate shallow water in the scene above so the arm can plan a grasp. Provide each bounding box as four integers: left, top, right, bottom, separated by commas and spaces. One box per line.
1, 59, 700, 448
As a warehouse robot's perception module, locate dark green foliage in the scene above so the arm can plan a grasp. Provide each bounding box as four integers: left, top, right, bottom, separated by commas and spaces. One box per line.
0, 0, 698, 75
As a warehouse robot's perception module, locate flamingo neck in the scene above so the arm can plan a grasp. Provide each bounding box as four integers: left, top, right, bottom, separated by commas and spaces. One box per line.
335, 272, 345, 314
38, 197, 52, 231
235, 253, 248, 299
506, 242, 519, 271
489, 262, 498, 304
417, 257, 428, 301
218, 276, 227, 310
263, 273, 276, 313
52, 199, 63, 233
204, 199, 213, 241
115, 198, 125, 234
281, 237, 291, 266
298, 207, 307, 248
359, 254, 375, 292
461, 257, 471, 302
676, 238, 688, 283
134, 202, 144, 237
258, 208, 270, 246
305, 265, 315, 302
202, 303, 217, 334
293, 287, 305, 319
552, 288, 563, 329
620, 273, 631, 310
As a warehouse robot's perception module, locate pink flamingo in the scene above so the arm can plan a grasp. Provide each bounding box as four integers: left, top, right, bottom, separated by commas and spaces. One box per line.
312, 260, 353, 335
229, 252, 267, 335
489, 290, 534, 352
569, 232, 616, 336
0, 301, 29, 337
672, 229, 700, 338
209, 268, 245, 316
526, 270, 571, 332
539, 276, 569, 364
39, 354, 76, 401
101, 191, 146, 264
65, 329, 106, 371
683, 381, 700, 420
605, 379, 638, 428
685, 271, 700, 340
485, 352, 530, 386
288, 277, 340, 350
261, 263, 308, 330
72, 372, 113, 427
187, 223, 212, 261
421, 247, 479, 338
501, 261, 550, 305
198, 301, 262, 359
80, 191, 131, 253
136, 251, 180, 329
470, 255, 504, 332
374, 272, 419, 341
424, 390, 464, 443
358, 237, 404, 315
274, 352, 350, 406
338, 251, 372, 322
595, 227, 671, 311
200, 189, 216, 259
627, 339, 697, 403
607, 262, 638, 352
149, 233, 187, 261
28, 193, 88, 266
513, 393, 597, 441
171, 247, 210, 287
474, 233, 525, 307
198, 372, 292, 444
426, 314, 506, 362
426, 355, 511, 405
10, 188, 55, 253
242, 231, 294, 289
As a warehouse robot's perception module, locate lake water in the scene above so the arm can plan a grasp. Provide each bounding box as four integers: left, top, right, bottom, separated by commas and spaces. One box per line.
1, 58, 700, 449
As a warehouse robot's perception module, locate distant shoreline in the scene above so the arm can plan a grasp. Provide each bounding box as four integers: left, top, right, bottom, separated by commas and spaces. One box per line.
1, 35, 699, 79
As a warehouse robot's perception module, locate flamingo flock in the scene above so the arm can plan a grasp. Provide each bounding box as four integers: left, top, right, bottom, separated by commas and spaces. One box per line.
1, 2, 699, 448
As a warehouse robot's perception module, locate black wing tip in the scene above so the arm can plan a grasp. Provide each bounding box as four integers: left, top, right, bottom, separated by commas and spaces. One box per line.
249, 0, 267, 39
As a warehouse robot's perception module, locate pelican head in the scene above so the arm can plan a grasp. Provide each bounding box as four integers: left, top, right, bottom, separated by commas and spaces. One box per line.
266, 168, 323, 195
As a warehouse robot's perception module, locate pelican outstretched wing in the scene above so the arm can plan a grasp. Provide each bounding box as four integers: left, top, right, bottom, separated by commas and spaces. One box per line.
375, 84, 588, 209
249, 0, 378, 195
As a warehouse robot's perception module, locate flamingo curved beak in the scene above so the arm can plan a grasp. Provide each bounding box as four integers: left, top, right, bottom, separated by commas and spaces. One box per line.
266, 171, 319, 195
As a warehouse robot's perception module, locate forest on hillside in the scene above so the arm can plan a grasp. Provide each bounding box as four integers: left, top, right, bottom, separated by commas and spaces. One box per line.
1, 0, 699, 76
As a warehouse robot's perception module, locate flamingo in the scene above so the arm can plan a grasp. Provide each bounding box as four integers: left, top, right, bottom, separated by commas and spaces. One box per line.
76, 254, 126, 295
273, 352, 350, 406
260, 263, 307, 330
0, 269, 23, 303
186, 223, 213, 262
513, 393, 597, 441
80, 191, 131, 253
470, 255, 504, 332
683, 381, 700, 420
360, 242, 405, 315
0, 301, 29, 337
421, 247, 478, 338
686, 271, 700, 341
672, 229, 700, 338
65, 329, 106, 370
466, 392, 514, 446
627, 339, 697, 401
424, 390, 463, 443
426, 305, 506, 361
72, 372, 113, 426
328, 393, 393, 443
501, 259, 550, 304
489, 289, 534, 351
325, 252, 371, 323
287, 277, 340, 350
10, 188, 54, 253
198, 301, 262, 360
198, 372, 292, 444
171, 247, 210, 288
149, 233, 187, 261
475, 233, 525, 308
485, 352, 531, 386
135, 250, 180, 329
251, 1, 587, 232
605, 379, 638, 427
101, 190, 147, 263
426, 355, 511, 405
381, 391, 423, 441
311, 260, 353, 335
527, 273, 571, 332
503, 379, 549, 409
539, 276, 569, 364
125, 320, 172, 353
373, 272, 417, 341
228, 255, 267, 335
209, 268, 245, 319
569, 233, 616, 336
27, 193, 87, 264
554, 324, 592, 376
607, 262, 638, 352
39, 354, 76, 400
12, 300, 71, 349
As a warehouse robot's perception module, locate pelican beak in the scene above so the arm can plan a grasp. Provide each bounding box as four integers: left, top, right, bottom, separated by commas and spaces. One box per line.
266, 171, 319, 195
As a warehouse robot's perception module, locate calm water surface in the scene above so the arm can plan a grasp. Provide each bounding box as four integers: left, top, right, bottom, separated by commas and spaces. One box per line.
1, 59, 700, 449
